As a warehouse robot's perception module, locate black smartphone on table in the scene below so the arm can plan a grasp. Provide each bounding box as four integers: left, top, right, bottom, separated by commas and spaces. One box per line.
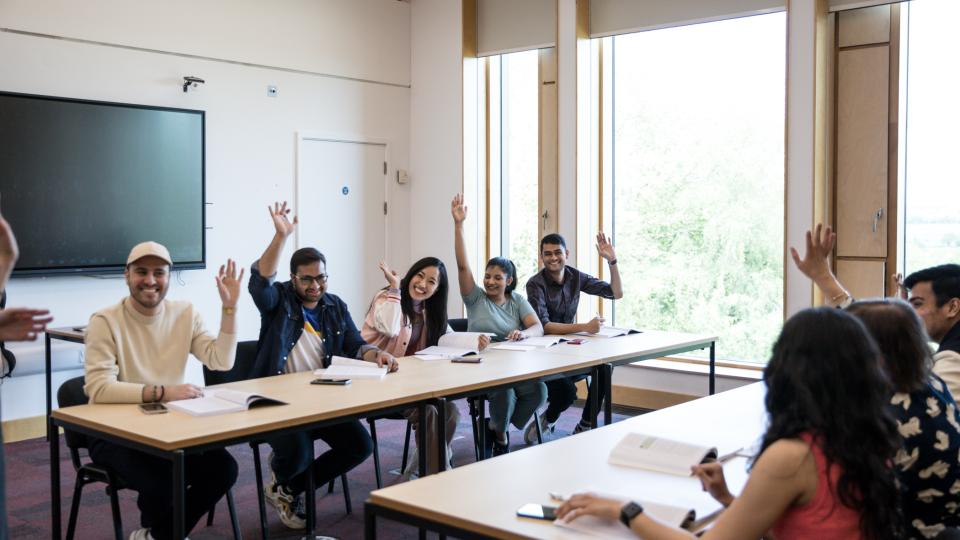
310, 378, 352, 385
516, 503, 557, 521
138, 403, 168, 414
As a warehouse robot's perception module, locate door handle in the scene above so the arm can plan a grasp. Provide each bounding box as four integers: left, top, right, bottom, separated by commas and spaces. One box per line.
541, 210, 549, 232
872, 208, 884, 233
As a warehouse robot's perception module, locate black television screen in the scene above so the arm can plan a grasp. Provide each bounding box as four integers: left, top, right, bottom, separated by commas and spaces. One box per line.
0, 91, 205, 276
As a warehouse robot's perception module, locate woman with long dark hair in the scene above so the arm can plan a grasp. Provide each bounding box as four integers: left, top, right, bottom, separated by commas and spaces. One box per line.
557, 307, 904, 539
361, 256, 480, 475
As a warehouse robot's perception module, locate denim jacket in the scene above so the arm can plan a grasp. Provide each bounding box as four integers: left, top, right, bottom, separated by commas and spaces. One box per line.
244, 260, 374, 380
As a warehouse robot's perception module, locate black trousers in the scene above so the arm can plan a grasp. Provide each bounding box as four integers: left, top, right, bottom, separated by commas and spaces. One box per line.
89, 440, 237, 540
267, 418, 373, 496
543, 374, 606, 425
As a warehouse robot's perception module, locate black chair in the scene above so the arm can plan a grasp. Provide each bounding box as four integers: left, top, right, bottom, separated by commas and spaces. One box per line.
367, 414, 414, 488
204, 340, 352, 539
56, 376, 241, 540
935, 528, 960, 540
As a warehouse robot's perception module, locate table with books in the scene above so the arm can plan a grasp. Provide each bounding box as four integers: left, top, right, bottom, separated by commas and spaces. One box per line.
363, 382, 765, 540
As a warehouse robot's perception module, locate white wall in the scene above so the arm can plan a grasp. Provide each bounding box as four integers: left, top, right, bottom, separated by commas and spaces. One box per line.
0, 0, 412, 421
409, 0, 464, 317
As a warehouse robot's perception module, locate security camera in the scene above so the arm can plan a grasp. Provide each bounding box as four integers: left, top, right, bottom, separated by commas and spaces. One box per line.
182, 76, 205, 93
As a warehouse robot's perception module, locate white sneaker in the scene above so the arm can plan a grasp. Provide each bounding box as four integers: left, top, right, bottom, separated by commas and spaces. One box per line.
129, 529, 153, 540
400, 447, 420, 481
264, 471, 306, 530
523, 414, 553, 445
445, 444, 454, 470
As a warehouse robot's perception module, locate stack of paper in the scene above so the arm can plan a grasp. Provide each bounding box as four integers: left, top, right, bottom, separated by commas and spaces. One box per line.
313, 356, 387, 380
166, 388, 286, 417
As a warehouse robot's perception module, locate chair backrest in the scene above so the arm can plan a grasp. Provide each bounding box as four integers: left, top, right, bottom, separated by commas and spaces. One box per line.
56, 376, 91, 465
203, 340, 258, 386
449, 318, 468, 332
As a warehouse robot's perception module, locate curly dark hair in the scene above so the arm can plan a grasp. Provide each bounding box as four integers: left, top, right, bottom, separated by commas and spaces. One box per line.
760, 307, 903, 539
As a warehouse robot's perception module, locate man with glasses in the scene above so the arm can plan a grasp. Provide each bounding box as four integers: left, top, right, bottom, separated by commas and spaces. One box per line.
246, 201, 397, 530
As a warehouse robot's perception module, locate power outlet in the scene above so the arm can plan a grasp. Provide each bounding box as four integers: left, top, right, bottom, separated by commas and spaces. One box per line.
267, 85, 278, 97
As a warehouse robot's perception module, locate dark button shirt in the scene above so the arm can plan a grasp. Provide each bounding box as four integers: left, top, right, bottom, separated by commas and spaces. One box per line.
525, 266, 614, 325
243, 260, 373, 380
939, 321, 960, 355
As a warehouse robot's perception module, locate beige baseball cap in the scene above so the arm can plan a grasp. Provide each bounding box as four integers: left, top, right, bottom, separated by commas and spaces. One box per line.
126, 241, 172, 266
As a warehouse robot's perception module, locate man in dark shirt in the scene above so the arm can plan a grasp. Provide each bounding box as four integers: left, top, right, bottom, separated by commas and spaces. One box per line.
903, 264, 960, 354
524, 233, 622, 441
247, 201, 397, 530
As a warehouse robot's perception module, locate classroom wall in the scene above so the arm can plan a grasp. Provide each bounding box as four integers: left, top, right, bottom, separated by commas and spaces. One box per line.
0, 0, 412, 422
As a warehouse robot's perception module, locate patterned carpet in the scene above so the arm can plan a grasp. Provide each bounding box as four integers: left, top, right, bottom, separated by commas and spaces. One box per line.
4, 400, 630, 539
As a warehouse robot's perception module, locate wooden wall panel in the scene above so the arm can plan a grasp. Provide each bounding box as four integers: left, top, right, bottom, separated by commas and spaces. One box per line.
837, 4, 890, 48
836, 45, 888, 258
837, 259, 886, 299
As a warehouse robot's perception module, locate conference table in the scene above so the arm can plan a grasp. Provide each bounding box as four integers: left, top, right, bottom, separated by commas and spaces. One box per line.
48, 329, 717, 539
364, 382, 766, 539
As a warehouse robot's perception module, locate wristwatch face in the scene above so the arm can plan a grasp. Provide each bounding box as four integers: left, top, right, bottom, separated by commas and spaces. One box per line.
620, 501, 644, 526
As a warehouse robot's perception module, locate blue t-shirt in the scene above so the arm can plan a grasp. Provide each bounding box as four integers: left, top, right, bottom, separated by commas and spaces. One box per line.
463, 284, 536, 339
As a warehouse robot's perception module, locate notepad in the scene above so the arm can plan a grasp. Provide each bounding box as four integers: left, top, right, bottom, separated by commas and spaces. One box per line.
608, 433, 718, 476
166, 389, 286, 417
415, 332, 491, 359
575, 326, 641, 338
313, 356, 388, 380
555, 498, 707, 534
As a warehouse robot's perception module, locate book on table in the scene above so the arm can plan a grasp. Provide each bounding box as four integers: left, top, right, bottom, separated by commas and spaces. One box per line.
414, 332, 491, 360
575, 326, 641, 338
313, 356, 388, 380
608, 433, 718, 476
490, 335, 568, 351
166, 388, 287, 417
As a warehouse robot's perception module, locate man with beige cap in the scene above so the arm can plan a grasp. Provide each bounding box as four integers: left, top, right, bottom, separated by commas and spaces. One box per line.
83, 241, 244, 540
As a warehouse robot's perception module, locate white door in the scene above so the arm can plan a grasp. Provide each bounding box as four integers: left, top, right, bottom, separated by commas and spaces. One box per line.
298, 138, 386, 324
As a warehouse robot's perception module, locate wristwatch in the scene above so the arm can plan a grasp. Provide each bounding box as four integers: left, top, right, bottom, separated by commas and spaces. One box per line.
620, 501, 644, 527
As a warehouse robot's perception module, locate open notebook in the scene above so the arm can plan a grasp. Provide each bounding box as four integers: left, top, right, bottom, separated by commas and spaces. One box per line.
491, 335, 568, 351
415, 332, 491, 360
555, 496, 716, 535
313, 356, 387, 380
575, 326, 641, 338
609, 433, 719, 476
166, 388, 286, 417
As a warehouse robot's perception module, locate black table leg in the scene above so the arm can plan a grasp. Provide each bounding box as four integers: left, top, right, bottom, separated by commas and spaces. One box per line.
364, 502, 377, 540
172, 450, 185, 539
435, 398, 447, 473
589, 367, 600, 429
709, 342, 716, 395
50, 416, 61, 540
305, 439, 316, 536
45, 333, 52, 442
477, 396, 486, 460
603, 364, 613, 426
418, 401, 428, 477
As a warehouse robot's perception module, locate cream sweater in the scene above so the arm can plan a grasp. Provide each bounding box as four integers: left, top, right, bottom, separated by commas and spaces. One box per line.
84, 297, 237, 404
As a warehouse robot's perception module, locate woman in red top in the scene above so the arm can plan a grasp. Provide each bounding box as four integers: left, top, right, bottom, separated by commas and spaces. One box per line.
557, 307, 904, 539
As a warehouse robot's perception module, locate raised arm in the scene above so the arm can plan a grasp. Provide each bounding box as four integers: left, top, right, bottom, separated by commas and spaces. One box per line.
257, 201, 298, 278
451, 194, 476, 297
789, 224, 851, 306
596, 232, 623, 299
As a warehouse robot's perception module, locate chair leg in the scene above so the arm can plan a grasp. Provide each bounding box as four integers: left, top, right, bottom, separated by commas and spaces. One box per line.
251, 442, 269, 540
368, 418, 383, 489
65, 477, 85, 540
327, 479, 335, 494
226, 488, 242, 540
206, 501, 216, 526
340, 474, 352, 514
534, 410, 544, 445
107, 484, 123, 540
469, 398, 480, 461
401, 420, 413, 472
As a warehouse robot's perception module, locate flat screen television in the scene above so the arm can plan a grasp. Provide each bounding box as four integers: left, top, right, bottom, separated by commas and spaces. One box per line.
0, 91, 205, 276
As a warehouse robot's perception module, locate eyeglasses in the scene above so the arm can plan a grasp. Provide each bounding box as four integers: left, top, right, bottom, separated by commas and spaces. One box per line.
293, 274, 328, 285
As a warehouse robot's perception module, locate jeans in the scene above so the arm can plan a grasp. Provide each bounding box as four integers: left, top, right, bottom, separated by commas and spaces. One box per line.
89, 440, 237, 540
543, 374, 605, 425
488, 381, 547, 433
403, 401, 460, 473
267, 419, 373, 495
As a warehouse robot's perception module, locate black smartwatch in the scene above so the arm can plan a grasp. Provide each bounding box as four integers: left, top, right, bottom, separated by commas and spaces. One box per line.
620, 501, 644, 527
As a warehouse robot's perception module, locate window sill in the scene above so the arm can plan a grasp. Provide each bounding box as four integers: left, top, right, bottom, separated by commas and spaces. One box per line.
623, 357, 764, 382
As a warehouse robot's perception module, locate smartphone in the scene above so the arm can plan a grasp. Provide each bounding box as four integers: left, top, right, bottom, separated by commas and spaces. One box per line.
451, 357, 482, 364
138, 403, 168, 415
566, 338, 585, 345
516, 503, 557, 521
310, 378, 352, 385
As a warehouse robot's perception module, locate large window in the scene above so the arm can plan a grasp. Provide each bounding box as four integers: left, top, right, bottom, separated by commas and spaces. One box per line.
902, 0, 960, 274
605, 13, 786, 363
484, 50, 541, 287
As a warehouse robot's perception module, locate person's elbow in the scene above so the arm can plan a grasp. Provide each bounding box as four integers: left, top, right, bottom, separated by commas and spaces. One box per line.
612, 291, 624, 300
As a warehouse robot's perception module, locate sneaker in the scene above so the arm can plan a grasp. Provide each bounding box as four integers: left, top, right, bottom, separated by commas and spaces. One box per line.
485, 424, 509, 457
129, 529, 153, 540
446, 444, 454, 470
573, 420, 592, 434
264, 473, 306, 530
523, 414, 554, 445
400, 447, 420, 481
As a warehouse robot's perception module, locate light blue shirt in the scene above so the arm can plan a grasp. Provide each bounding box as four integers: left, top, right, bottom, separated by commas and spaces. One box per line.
463, 284, 536, 339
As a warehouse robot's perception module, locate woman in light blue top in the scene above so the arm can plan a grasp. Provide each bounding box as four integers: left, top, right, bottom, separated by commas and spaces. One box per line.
451, 194, 545, 457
